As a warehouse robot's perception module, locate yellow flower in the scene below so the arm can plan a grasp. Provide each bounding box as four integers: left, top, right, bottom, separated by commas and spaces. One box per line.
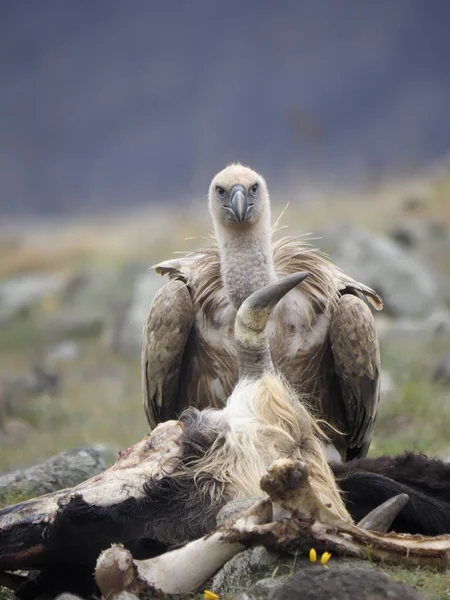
320, 551, 332, 567
203, 591, 220, 600
309, 548, 317, 563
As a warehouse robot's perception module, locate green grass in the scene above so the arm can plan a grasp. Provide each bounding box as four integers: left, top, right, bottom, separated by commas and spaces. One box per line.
0, 340, 146, 472
370, 336, 450, 457
382, 565, 450, 600
0, 489, 29, 510
0, 588, 13, 600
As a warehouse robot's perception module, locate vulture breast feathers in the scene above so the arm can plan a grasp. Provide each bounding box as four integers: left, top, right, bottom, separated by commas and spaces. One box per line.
143, 239, 382, 462
142, 164, 383, 462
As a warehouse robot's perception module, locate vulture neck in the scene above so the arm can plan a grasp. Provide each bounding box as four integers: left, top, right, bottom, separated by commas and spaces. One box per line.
216, 219, 276, 310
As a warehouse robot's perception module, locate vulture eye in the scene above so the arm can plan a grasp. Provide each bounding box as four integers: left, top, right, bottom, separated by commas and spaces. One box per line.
216, 186, 226, 199
250, 184, 258, 197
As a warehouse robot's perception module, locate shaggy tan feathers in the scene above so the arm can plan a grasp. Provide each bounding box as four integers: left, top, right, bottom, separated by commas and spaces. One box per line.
154, 234, 382, 319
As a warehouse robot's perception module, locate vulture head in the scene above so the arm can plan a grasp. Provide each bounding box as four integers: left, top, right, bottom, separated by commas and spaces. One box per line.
208, 163, 271, 234
208, 163, 276, 309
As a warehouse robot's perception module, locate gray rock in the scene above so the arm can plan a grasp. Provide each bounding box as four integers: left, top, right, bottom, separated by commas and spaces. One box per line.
46, 340, 80, 363
376, 310, 450, 341
92, 443, 121, 467
0, 446, 106, 496
390, 218, 446, 249
114, 594, 140, 600
63, 267, 132, 309
322, 224, 440, 318
440, 449, 450, 463
433, 353, 450, 384
0, 273, 68, 323
216, 496, 263, 525
0, 418, 33, 446
0, 366, 61, 425
111, 271, 165, 354
236, 578, 281, 600
55, 594, 87, 600
248, 566, 421, 600
213, 547, 281, 597
44, 309, 105, 339
46, 264, 147, 345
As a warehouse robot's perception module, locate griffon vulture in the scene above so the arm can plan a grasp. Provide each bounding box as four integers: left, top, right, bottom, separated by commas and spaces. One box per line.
143, 163, 383, 461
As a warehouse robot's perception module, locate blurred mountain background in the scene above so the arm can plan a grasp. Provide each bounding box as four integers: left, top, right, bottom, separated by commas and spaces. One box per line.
1, 0, 450, 216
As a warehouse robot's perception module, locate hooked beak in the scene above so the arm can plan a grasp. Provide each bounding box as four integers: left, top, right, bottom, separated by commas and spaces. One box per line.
224, 185, 253, 224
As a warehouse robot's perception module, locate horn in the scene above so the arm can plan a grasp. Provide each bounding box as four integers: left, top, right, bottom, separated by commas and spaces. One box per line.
357, 493, 409, 533
235, 272, 309, 379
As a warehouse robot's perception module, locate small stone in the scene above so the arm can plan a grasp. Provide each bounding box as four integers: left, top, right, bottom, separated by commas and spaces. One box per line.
213, 547, 280, 596
234, 578, 280, 600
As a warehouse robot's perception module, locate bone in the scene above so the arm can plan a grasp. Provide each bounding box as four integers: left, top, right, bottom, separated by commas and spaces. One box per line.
96, 534, 244, 596
96, 545, 146, 600
259, 459, 345, 528
225, 459, 450, 571
357, 493, 410, 533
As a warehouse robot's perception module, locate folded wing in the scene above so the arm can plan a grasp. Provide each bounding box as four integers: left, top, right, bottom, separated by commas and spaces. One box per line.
142, 279, 194, 429
329, 294, 381, 460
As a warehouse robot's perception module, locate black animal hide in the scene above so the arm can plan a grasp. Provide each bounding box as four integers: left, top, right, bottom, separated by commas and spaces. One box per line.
332, 452, 450, 535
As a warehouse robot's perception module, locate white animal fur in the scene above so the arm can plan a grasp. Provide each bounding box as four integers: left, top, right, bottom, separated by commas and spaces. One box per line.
182, 372, 350, 521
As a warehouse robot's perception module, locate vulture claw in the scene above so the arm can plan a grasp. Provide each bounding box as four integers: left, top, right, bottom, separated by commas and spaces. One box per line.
357, 493, 410, 533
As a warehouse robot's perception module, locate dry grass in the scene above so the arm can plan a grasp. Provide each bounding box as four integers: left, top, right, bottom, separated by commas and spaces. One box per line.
2, 169, 449, 279
0, 208, 202, 278
275, 169, 450, 234
383, 564, 450, 600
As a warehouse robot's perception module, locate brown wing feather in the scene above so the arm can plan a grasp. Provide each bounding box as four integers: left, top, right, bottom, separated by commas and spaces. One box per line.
329, 294, 381, 460
142, 279, 194, 430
